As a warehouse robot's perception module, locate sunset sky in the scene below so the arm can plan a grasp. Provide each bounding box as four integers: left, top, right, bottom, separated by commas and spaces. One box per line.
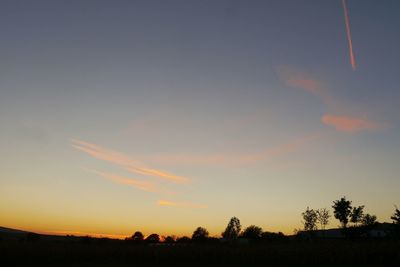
1, 0, 400, 238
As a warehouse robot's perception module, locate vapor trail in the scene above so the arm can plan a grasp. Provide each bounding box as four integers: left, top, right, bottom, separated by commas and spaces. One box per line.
341, 0, 356, 70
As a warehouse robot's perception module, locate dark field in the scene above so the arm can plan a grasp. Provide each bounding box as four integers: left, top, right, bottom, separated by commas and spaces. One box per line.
1, 238, 399, 267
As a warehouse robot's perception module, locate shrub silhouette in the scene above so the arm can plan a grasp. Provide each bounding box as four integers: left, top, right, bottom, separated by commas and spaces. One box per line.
164, 236, 175, 243
131, 231, 144, 242
176, 236, 191, 243
145, 233, 160, 243
191, 227, 209, 242
361, 214, 377, 227
241, 225, 263, 239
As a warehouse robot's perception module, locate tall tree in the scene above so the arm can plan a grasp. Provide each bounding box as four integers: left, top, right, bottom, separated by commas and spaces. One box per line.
317, 208, 331, 230
302, 207, 318, 231
350, 205, 365, 226
391, 206, 400, 224
222, 217, 241, 240
332, 197, 352, 228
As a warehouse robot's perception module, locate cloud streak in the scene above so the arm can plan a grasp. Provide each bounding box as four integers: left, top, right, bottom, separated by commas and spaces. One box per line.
88, 169, 159, 192
276, 66, 334, 107
72, 139, 189, 184
341, 0, 357, 70
321, 114, 380, 133
140, 134, 320, 167
157, 200, 207, 209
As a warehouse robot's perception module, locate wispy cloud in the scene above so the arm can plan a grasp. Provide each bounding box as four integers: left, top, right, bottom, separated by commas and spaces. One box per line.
88, 169, 159, 192
141, 134, 320, 167
72, 139, 189, 184
321, 114, 380, 133
276, 65, 334, 107
277, 66, 324, 94
157, 200, 207, 209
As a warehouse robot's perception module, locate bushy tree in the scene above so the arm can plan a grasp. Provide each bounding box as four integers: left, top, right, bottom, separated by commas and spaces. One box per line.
192, 227, 209, 241
332, 197, 352, 228
350, 205, 365, 226
145, 233, 160, 243
241, 225, 263, 239
164, 236, 175, 243
176, 236, 191, 243
302, 207, 318, 231
316, 208, 330, 230
361, 214, 377, 227
222, 217, 241, 240
131, 231, 144, 241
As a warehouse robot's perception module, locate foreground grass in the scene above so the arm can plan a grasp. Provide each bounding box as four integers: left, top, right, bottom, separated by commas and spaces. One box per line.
1, 239, 400, 266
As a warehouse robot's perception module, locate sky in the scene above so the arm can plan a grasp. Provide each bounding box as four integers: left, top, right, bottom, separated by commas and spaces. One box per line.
1, 0, 400, 239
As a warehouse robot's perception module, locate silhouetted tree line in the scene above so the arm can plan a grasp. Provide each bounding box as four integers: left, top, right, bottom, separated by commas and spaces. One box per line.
125, 216, 286, 245
300, 196, 400, 239
122, 198, 400, 245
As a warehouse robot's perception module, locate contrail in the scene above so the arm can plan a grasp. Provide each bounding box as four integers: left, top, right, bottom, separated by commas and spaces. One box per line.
341, 0, 356, 70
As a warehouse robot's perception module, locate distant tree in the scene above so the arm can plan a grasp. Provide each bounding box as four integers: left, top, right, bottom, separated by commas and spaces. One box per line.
350, 205, 365, 226
145, 233, 160, 243
241, 225, 263, 239
222, 217, 241, 240
192, 227, 209, 242
176, 236, 191, 243
261, 231, 285, 241
131, 231, 144, 242
391, 206, 400, 224
164, 236, 175, 243
302, 207, 318, 231
332, 197, 352, 228
316, 208, 331, 230
361, 214, 377, 227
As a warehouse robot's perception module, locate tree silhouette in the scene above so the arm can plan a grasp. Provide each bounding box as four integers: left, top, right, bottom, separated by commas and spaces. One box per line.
222, 217, 241, 240
332, 197, 352, 228
241, 225, 263, 239
361, 214, 377, 227
316, 208, 330, 230
192, 227, 209, 242
145, 233, 160, 243
176, 236, 191, 243
164, 236, 175, 243
302, 207, 318, 231
350, 205, 365, 226
131, 231, 144, 242
391, 206, 400, 224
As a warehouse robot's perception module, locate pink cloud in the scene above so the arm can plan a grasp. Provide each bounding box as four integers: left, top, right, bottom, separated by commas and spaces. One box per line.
141, 134, 320, 167
157, 199, 207, 209
321, 114, 380, 133
72, 139, 189, 184
88, 169, 159, 192
277, 65, 323, 94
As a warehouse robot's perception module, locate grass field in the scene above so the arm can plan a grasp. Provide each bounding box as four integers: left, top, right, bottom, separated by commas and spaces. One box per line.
1, 238, 399, 266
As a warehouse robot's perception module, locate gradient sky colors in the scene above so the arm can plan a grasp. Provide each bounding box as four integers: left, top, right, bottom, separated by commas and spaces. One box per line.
1, 0, 400, 238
